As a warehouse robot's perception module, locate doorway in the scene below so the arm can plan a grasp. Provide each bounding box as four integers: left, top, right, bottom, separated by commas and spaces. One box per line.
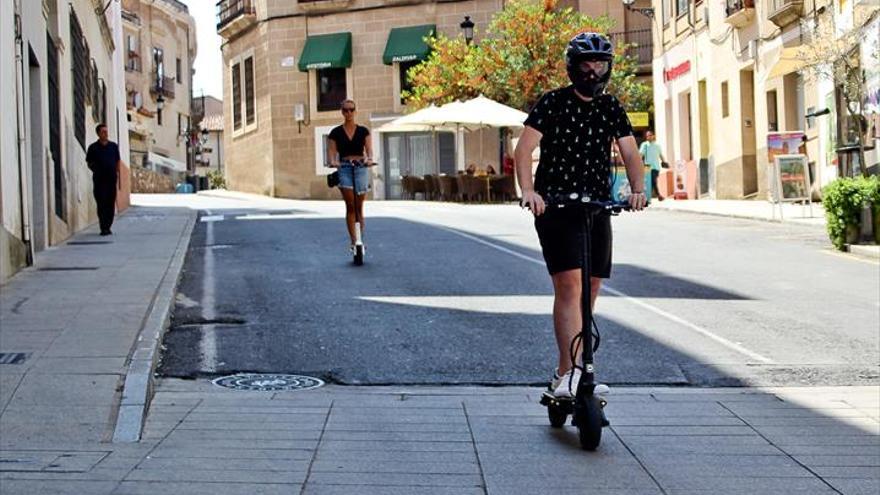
740, 69, 758, 196
29, 47, 46, 252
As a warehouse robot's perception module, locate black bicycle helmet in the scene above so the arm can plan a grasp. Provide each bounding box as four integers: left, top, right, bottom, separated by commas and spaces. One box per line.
566, 32, 614, 97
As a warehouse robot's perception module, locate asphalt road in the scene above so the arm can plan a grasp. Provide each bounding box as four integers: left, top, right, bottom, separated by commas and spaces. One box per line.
157, 195, 879, 387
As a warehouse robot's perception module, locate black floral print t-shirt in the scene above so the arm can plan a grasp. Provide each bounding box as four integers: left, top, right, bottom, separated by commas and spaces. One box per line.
524, 86, 633, 201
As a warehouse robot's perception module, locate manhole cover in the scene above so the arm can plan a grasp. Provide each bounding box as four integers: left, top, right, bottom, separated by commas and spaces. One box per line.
212, 374, 324, 391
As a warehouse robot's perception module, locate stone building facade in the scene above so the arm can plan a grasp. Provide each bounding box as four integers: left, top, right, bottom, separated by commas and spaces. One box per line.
217, 0, 512, 199
122, 0, 196, 182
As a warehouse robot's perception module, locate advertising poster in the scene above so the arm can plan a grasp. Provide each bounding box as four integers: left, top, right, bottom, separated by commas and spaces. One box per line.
767, 131, 806, 200
673, 160, 690, 199
863, 19, 880, 115
775, 154, 811, 202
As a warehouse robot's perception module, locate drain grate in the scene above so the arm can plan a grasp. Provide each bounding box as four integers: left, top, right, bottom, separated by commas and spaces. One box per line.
67, 241, 112, 245
0, 353, 30, 365
37, 266, 99, 271
212, 373, 324, 391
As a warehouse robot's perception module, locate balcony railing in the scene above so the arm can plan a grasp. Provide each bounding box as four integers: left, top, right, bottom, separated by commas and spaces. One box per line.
610, 29, 653, 68
151, 75, 176, 99
725, 0, 755, 27
217, 0, 256, 32
767, 0, 803, 28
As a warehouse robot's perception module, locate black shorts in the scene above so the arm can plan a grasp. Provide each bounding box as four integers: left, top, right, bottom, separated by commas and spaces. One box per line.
534, 208, 613, 277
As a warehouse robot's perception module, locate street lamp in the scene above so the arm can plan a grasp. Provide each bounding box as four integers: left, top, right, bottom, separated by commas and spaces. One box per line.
622, 0, 654, 19
156, 93, 165, 111
460, 16, 475, 44
200, 126, 210, 145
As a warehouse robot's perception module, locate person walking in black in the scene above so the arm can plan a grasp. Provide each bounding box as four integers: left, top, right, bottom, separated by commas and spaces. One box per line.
86, 124, 121, 235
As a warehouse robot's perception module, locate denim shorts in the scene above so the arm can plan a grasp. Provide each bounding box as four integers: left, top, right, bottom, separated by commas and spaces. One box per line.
338, 164, 371, 195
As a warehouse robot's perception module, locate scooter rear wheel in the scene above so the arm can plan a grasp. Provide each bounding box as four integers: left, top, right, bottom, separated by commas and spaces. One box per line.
353, 245, 364, 266
547, 404, 568, 428
574, 395, 603, 451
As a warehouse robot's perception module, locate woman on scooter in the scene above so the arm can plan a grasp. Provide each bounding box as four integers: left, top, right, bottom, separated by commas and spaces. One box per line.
327, 99, 374, 255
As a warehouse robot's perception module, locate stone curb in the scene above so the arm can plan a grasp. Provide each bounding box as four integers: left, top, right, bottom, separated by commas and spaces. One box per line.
650, 202, 824, 227
112, 210, 198, 442
847, 243, 880, 260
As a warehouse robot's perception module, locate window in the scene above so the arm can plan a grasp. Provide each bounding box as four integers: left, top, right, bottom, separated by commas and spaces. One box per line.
153, 47, 164, 88
176, 57, 182, 84
126, 34, 140, 71
100, 80, 107, 126
231, 61, 242, 130
317, 68, 346, 112
663, 0, 673, 24
399, 60, 419, 104
766, 90, 778, 132
721, 81, 729, 118
244, 56, 255, 125
70, 12, 86, 148
676, 0, 689, 17
91, 60, 100, 123
230, 53, 256, 133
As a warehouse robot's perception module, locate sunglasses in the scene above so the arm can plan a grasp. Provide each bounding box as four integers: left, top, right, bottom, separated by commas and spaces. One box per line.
342, 108, 356, 113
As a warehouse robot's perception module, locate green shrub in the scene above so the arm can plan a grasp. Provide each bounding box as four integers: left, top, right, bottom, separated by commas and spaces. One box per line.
822, 175, 880, 250
207, 169, 227, 190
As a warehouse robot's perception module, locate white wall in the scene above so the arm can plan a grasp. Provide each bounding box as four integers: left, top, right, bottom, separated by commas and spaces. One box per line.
1, 0, 22, 241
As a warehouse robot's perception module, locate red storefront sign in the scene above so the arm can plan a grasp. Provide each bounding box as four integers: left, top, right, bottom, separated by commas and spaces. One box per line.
664, 61, 691, 82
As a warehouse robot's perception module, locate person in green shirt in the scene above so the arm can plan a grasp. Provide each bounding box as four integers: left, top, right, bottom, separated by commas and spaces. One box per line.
639, 130, 666, 200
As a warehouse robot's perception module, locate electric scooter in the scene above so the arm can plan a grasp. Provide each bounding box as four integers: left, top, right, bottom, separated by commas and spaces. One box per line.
340, 159, 376, 266
535, 193, 629, 451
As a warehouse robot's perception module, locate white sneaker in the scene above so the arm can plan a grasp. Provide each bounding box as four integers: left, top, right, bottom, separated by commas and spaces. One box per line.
551, 368, 582, 398
349, 245, 356, 256
551, 369, 611, 398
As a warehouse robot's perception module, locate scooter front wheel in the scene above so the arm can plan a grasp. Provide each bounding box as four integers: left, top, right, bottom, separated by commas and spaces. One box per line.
574, 395, 603, 451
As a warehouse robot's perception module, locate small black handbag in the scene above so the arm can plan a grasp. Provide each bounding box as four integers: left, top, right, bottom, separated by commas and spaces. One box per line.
326, 171, 340, 188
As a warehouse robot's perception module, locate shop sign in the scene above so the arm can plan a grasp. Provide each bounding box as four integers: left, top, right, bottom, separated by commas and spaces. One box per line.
664, 61, 691, 82
306, 62, 332, 70
392, 54, 418, 63
627, 112, 650, 128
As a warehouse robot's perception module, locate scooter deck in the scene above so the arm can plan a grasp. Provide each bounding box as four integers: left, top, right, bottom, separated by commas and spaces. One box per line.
540, 391, 610, 426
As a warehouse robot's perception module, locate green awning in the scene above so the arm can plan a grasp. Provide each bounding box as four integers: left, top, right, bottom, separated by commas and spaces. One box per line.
298, 32, 352, 72
382, 25, 435, 65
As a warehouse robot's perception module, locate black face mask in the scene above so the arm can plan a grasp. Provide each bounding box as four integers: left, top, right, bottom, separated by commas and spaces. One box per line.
572, 74, 604, 97
568, 61, 611, 98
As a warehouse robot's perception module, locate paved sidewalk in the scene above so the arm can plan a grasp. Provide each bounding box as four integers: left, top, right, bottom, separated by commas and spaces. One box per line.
4, 379, 876, 494
0, 204, 195, 484
650, 198, 826, 227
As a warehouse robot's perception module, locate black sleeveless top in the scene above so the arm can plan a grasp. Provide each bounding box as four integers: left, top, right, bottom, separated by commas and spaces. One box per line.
329, 125, 370, 157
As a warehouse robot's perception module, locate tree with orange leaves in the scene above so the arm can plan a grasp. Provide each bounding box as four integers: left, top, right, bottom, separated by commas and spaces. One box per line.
403, 0, 651, 112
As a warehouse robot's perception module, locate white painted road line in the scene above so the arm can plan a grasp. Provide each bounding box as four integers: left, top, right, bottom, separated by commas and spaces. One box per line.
200, 210, 218, 372
437, 225, 775, 365
200, 215, 225, 222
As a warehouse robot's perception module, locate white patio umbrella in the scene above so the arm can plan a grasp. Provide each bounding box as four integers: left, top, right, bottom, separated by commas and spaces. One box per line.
430, 95, 527, 129
427, 96, 527, 170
